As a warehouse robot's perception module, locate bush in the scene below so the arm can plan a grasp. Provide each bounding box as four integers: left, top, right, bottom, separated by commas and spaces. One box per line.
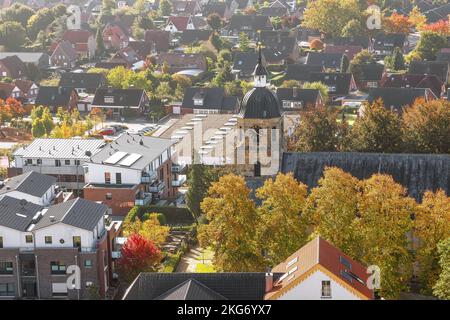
162, 251, 183, 272
125, 205, 194, 226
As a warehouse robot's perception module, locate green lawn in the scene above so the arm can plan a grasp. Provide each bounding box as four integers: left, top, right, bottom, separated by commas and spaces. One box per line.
196, 264, 215, 273
194, 247, 215, 273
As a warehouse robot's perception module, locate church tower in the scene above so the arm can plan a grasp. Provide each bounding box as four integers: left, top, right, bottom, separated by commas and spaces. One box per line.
235, 45, 284, 177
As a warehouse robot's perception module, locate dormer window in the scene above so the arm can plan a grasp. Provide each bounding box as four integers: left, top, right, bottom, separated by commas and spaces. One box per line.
194, 98, 204, 106
104, 96, 114, 103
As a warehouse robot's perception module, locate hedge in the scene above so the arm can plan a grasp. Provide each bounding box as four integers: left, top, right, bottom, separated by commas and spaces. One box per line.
126, 205, 195, 226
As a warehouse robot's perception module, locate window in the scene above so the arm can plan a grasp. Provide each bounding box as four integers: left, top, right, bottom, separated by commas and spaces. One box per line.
0, 283, 15, 297
321, 281, 331, 298
0, 236, 3, 248
37, 159, 42, 165
50, 261, 66, 275
75, 160, 80, 166
26, 159, 32, 165
116, 173, 122, 185
45, 236, 52, 244
65, 160, 71, 165
73, 236, 81, 248
84, 260, 92, 268
105, 193, 112, 200
339, 256, 352, 270
105, 172, 111, 184
55, 160, 61, 167
25, 235, 33, 243
0, 262, 14, 275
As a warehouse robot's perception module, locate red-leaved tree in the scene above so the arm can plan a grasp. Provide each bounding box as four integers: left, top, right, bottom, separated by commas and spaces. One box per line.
117, 234, 163, 283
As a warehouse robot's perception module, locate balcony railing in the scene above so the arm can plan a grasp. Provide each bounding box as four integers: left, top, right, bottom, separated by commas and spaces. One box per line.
149, 181, 165, 193
135, 192, 152, 206
171, 163, 187, 173
141, 171, 157, 184
172, 175, 187, 187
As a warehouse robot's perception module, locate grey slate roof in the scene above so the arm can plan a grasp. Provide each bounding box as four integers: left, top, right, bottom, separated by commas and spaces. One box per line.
276, 88, 321, 109
0, 171, 56, 198
240, 87, 282, 119
232, 51, 267, 77
124, 272, 282, 300
0, 196, 43, 231
34, 86, 76, 108
285, 64, 324, 81
367, 87, 436, 112
181, 87, 238, 112
59, 72, 107, 93
92, 88, 146, 108
14, 138, 105, 160
408, 61, 449, 84
89, 133, 175, 170
0, 52, 49, 64
155, 279, 228, 300
34, 198, 107, 231
305, 52, 344, 70
281, 152, 450, 201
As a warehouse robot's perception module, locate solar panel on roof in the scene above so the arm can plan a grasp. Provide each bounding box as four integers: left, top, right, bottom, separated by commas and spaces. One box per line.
119, 153, 143, 167
104, 151, 128, 164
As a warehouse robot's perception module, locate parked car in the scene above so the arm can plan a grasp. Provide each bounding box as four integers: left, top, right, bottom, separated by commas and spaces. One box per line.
98, 127, 115, 136
137, 125, 156, 135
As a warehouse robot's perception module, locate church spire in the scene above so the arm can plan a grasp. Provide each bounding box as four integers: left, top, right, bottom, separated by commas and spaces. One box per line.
253, 40, 268, 87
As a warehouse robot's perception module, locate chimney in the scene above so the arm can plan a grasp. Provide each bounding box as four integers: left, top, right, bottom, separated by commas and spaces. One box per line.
265, 272, 273, 293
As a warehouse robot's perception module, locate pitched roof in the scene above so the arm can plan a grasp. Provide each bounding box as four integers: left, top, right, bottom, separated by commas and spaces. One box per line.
89, 133, 175, 170
182, 87, 237, 111
0, 55, 26, 78
324, 45, 363, 61
0, 196, 43, 231
408, 60, 449, 83
368, 87, 436, 112
276, 87, 321, 109
266, 237, 374, 300
157, 52, 207, 71
13, 138, 105, 160
309, 72, 354, 95
305, 52, 344, 70
167, 16, 191, 31
281, 152, 450, 201
62, 29, 93, 44
228, 15, 272, 31
34, 198, 107, 231
326, 36, 370, 48
180, 30, 213, 45
285, 64, 324, 81
127, 41, 154, 60
0, 52, 48, 64
0, 171, 56, 198
155, 279, 228, 300
204, 1, 227, 17
14, 79, 35, 93
359, 63, 385, 81
380, 74, 444, 98
34, 86, 76, 107
144, 30, 170, 52
0, 82, 15, 99
373, 33, 406, 50
111, 47, 141, 65
124, 272, 275, 300
92, 88, 146, 108
53, 40, 78, 62
59, 72, 106, 92
232, 51, 267, 76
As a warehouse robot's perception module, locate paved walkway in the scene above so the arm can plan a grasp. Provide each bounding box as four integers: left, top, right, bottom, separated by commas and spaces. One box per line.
175, 245, 212, 273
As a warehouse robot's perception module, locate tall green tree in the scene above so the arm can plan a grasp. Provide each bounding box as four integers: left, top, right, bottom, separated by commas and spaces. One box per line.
0, 21, 27, 50
350, 99, 404, 153
186, 158, 209, 220
159, 0, 173, 16
384, 47, 405, 71
0, 3, 35, 28
412, 31, 447, 61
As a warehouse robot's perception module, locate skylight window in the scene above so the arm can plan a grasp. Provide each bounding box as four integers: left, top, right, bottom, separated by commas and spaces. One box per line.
339, 256, 352, 270
286, 257, 298, 269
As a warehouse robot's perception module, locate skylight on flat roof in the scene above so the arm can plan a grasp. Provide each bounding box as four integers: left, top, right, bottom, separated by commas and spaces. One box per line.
104, 151, 128, 164
119, 153, 142, 167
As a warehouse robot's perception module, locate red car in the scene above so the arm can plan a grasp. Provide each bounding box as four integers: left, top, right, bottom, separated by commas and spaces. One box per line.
98, 127, 115, 136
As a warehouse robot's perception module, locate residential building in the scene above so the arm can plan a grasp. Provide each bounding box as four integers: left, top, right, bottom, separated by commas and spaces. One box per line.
122, 237, 373, 300
83, 133, 180, 215
0, 171, 57, 206
144, 30, 171, 53
178, 87, 239, 115
34, 86, 78, 112
380, 74, 445, 98
59, 72, 107, 95
224, 14, 272, 39
367, 87, 436, 113
308, 72, 357, 104
276, 87, 323, 112
305, 52, 346, 72
62, 29, 97, 59
11, 138, 106, 195
357, 63, 386, 91
91, 88, 150, 116
285, 64, 324, 83
180, 30, 213, 45
408, 60, 449, 84
373, 33, 407, 58
232, 51, 268, 79
0, 52, 50, 70
157, 52, 207, 73
103, 24, 129, 50
0, 80, 39, 103
0, 55, 26, 79
50, 40, 78, 68
0, 197, 122, 299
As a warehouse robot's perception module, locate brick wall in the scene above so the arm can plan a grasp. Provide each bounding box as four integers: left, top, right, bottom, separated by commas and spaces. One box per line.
84, 185, 138, 216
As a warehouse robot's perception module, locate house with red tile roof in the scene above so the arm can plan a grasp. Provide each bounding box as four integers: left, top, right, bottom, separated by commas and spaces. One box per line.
164, 16, 206, 33
62, 29, 96, 59
103, 24, 129, 50
265, 237, 374, 300
324, 44, 363, 61
144, 30, 171, 52
50, 40, 78, 68
0, 79, 39, 102
0, 55, 26, 79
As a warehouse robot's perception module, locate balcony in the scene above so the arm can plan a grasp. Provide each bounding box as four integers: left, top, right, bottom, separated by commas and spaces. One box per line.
171, 163, 187, 173
149, 181, 165, 193
141, 171, 157, 184
135, 192, 152, 206
172, 175, 187, 187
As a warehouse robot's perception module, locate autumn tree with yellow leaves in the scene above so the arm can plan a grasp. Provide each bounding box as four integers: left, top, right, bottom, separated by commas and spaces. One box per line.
256, 173, 309, 266
199, 174, 265, 272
